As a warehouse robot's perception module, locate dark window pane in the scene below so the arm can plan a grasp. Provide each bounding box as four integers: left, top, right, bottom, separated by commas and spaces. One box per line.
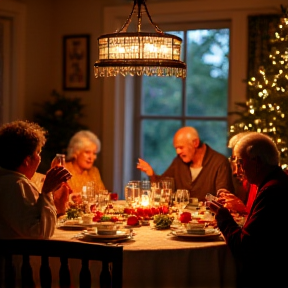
186, 120, 229, 157
141, 76, 182, 116
141, 119, 181, 175
186, 29, 229, 117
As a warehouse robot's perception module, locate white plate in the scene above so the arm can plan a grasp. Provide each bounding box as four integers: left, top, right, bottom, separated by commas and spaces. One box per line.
80, 235, 132, 243
82, 230, 129, 239
172, 229, 221, 240
57, 224, 86, 231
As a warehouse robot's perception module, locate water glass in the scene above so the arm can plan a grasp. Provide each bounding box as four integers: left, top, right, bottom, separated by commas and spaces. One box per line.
160, 178, 174, 206
151, 182, 161, 206
125, 180, 141, 206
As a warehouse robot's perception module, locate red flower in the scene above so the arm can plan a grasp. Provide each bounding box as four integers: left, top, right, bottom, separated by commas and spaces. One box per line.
110, 216, 119, 222
110, 193, 118, 201
151, 207, 160, 215
124, 208, 132, 214
136, 207, 144, 217
93, 211, 104, 222
159, 205, 169, 214
90, 204, 96, 213
179, 212, 192, 223
127, 215, 139, 226
144, 208, 153, 217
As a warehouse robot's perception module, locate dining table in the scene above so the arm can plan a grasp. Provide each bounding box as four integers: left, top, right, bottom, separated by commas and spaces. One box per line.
13, 197, 238, 288
31, 220, 237, 288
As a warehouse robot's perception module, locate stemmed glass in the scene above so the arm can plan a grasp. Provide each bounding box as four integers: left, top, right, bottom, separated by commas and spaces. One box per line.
174, 189, 189, 213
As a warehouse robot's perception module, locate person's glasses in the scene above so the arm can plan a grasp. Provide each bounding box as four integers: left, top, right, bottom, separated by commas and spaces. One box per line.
229, 156, 244, 179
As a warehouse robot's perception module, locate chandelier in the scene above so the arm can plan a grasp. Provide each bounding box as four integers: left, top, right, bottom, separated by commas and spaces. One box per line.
94, 0, 186, 78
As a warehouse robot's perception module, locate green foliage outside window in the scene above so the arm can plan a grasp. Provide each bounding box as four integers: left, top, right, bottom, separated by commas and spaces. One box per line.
140, 28, 230, 175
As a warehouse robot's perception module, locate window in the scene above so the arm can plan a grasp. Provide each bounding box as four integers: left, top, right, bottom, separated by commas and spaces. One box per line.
134, 23, 230, 177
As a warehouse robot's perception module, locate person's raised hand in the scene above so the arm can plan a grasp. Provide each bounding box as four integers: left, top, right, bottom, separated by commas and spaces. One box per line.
217, 188, 247, 214
42, 166, 72, 194
206, 200, 223, 214
137, 158, 154, 176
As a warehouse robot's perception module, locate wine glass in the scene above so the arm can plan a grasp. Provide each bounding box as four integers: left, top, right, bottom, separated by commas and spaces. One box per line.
160, 187, 172, 207
174, 189, 189, 213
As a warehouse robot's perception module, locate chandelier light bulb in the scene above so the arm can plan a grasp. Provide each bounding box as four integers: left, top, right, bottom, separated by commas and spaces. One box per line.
94, 0, 186, 78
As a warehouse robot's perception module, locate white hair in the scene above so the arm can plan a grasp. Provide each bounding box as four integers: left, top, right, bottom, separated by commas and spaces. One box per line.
234, 132, 279, 166
66, 130, 101, 161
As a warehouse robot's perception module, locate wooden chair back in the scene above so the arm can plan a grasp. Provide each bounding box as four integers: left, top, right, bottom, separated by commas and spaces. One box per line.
0, 238, 123, 288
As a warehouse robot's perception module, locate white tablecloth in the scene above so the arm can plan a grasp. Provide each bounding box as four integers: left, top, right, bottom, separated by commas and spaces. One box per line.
49, 224, 237, 288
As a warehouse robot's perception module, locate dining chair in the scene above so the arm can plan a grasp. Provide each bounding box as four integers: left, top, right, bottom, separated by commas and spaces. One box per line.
0, 238, 123, 288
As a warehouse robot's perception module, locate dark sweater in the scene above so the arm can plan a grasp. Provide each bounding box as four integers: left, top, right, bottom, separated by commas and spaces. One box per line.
217, 166, 288, 288
150, 144, 234, 201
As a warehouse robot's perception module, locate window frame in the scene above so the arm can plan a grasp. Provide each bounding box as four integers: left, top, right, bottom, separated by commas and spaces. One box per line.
133, 21, 231, 179
100, 1, 279, 199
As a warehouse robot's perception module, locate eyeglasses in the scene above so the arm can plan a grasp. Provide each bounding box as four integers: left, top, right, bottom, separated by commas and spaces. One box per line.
229, 156, 244, 179
228, 155, 242, 164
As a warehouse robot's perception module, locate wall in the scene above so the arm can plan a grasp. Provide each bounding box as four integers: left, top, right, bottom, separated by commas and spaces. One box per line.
21, 0, 105, 170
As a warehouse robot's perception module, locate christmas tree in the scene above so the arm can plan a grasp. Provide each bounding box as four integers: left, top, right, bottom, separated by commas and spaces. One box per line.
229, 6, 288, 169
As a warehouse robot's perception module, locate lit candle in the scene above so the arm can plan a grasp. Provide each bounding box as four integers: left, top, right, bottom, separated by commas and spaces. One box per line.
141, 192, 150, 207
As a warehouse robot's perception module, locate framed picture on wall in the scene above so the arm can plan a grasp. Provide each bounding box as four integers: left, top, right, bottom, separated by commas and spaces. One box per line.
63, 34, 90, 90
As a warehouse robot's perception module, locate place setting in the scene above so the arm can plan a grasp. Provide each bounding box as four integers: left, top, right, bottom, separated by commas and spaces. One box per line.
57, 180, 227, 244
77, 226, 135, 244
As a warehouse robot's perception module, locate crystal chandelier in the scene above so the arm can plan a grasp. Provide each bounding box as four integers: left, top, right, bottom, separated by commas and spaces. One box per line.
94, 0, 186, 78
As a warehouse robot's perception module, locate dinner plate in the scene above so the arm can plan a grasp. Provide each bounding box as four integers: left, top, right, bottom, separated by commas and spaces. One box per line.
172, 229, 221, 240
57, 224, 86, 231
82, 230, 130, 240
124, 224, 142, 228
80, 235, 132, 244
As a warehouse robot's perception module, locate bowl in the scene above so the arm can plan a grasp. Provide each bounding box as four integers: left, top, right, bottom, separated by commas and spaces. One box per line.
81, 214, 94, 225
95, 222, 118, 235
97, 229, 117, 235
185, 222, 205, 235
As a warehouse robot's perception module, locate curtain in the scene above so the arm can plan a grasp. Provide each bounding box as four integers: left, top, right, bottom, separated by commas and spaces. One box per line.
247, 14, 281, 80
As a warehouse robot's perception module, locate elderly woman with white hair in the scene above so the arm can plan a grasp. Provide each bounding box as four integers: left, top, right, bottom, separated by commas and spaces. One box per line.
64, 130, 105, 195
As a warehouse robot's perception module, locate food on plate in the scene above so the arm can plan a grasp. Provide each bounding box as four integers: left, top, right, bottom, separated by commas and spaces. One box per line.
127, 215, 140, 226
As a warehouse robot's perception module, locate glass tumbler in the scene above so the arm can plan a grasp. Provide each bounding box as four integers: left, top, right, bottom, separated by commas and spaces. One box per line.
151, 182, 161, 206
125, 181, 141, 206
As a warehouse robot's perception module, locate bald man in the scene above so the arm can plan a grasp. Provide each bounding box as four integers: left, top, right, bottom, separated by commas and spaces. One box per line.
137, 126, 234, 201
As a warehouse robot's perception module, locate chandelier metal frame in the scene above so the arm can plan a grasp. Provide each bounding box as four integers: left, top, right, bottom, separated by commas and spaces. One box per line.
94, 0, 187, 78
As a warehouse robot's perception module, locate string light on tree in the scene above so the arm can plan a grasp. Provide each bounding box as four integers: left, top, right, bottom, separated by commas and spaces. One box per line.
229, 6, 288, 169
